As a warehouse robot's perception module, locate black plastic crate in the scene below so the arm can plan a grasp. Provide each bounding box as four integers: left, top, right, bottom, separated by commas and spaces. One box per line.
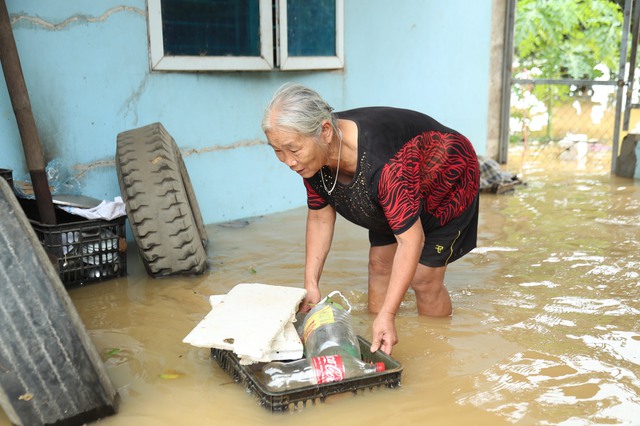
0, 168, 12, 190
19, 198, 127, 287
211, 335, 403, 411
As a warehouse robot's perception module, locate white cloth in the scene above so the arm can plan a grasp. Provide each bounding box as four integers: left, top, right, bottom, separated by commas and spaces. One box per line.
61, 196, 126, 220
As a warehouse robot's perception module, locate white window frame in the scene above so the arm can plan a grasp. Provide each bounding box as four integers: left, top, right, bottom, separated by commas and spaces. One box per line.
147, 0, 343, 72
278, 0, 344, 70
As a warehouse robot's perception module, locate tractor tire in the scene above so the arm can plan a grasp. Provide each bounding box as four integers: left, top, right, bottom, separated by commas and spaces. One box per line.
116, 122, 208, 277
0, 178, 119, 425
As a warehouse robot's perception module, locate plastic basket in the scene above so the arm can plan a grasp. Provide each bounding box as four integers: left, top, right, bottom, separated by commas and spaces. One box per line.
211, 335, 403, 412
19, 198, 127, 287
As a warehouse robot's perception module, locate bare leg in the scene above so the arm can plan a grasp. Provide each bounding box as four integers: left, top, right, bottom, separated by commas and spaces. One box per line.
411, 264, 452, 317
367, 244, 396, 313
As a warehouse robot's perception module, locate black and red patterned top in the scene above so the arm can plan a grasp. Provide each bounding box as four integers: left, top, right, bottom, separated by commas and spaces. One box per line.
304, 107, 479, 236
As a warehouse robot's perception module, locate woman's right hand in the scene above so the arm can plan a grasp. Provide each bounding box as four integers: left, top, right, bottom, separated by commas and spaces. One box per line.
301, 206, 335, 312
299, 285, 321, 313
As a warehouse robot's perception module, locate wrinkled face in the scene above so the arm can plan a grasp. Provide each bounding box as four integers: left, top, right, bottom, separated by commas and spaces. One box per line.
266, 127, 327, 179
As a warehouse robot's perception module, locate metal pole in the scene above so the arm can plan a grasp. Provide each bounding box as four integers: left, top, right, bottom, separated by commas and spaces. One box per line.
612, 0, 633, 174
498, 0, 516, 164
623, 0, 640, 130
512, 78, 618, 87
0, 0, 56, 224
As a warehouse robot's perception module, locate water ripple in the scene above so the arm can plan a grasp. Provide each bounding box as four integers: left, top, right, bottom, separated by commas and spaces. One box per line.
458, 350, 640, 424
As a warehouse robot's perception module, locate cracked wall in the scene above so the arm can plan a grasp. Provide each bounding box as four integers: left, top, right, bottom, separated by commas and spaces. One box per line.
0, 0, 494, 225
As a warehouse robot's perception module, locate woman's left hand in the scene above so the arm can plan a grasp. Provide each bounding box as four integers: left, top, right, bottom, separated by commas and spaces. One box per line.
370, 311, 398, 355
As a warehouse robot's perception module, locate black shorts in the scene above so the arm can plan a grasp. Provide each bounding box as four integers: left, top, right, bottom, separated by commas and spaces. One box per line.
368, 194, 479, 267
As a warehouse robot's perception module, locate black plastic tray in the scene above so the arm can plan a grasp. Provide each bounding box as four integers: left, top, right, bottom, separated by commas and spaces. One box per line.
211, 335, 402, 411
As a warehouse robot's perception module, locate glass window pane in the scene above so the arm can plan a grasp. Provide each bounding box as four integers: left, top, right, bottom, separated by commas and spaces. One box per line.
161, 0, 261, 56
287, 0, 336, 57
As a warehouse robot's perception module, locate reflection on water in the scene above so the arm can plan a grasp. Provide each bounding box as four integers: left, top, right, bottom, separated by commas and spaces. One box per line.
2, 165, 639, 425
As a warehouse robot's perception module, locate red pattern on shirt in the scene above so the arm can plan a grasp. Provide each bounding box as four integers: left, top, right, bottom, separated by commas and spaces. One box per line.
378, 131, 479, 232
304, 179, 327, 209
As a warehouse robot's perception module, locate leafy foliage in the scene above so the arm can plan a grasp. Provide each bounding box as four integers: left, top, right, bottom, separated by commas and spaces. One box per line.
510, 0, 624, 144
515, 0, 623, 80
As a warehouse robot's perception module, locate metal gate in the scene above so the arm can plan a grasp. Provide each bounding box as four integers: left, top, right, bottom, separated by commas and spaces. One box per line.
499, 0, 639, 174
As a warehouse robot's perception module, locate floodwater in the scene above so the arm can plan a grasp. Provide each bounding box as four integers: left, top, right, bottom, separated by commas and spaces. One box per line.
2, 160, 640, 425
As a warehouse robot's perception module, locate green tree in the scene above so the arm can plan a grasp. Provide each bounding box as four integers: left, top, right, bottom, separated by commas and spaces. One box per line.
512, 0, 623, 143
515, 0, 623, 81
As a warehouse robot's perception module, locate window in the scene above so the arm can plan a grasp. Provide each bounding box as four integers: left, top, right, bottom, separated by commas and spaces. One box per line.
148, 0, 344, 72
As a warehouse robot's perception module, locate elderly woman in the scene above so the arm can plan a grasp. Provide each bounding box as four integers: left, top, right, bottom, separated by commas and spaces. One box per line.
262, 83, 480, 355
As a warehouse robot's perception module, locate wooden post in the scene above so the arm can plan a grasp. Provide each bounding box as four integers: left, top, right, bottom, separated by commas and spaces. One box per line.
0, 0, 56, 224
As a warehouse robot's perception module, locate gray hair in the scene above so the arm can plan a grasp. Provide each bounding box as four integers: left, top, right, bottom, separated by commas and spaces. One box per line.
262, 83, 339, 137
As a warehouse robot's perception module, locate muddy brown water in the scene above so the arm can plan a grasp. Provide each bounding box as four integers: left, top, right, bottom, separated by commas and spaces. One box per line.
2, 162, 639, 425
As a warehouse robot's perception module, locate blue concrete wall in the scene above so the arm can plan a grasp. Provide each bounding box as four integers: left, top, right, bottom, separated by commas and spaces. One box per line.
0, 0, 493, 224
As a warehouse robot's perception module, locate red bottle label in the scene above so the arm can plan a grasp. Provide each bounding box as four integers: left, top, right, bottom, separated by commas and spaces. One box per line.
311, 355, 345, 384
